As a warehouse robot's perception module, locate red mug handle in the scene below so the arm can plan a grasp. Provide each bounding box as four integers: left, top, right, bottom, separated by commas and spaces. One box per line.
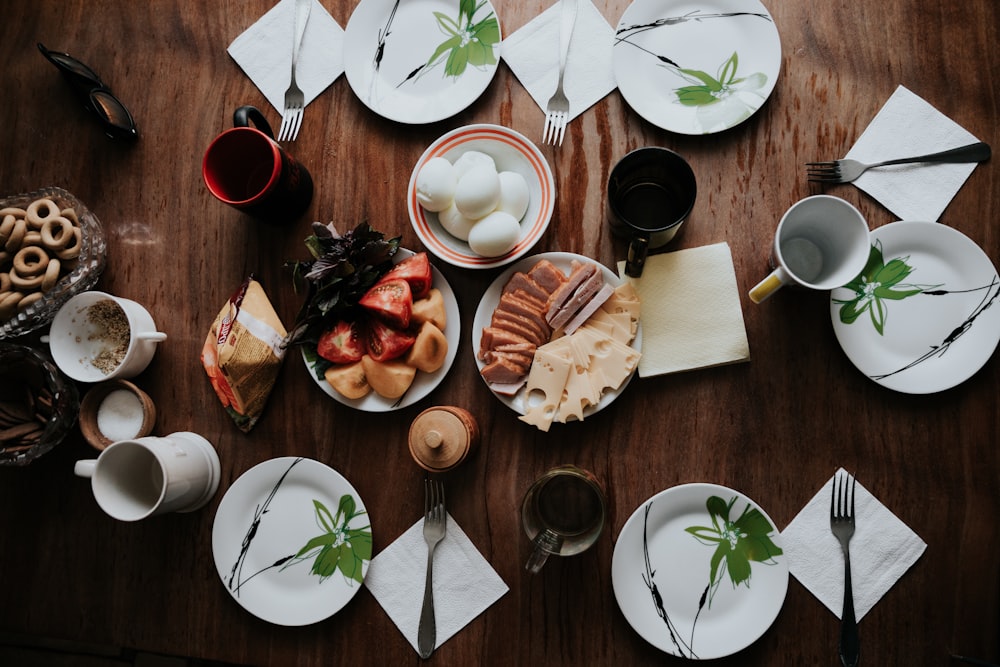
233, 105, 274, 139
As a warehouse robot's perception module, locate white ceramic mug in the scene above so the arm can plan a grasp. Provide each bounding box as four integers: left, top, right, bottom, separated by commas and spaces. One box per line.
46, 290, 167, 382
74, 432, 221, 522
749, 195, 870, 304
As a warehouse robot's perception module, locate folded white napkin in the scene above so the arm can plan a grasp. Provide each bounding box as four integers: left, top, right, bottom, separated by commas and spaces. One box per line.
845, 85, 983, 222
501, 0, 616, 121
618, 243, 750, 378
227, 0, 345, 117
781, 469, 927, 620
364, 513, 508, 655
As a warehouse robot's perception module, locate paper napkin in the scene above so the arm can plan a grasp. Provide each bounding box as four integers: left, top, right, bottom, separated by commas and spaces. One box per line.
617, 243, 750, 378
845, 85, 983, 222
227, 0, 345, 117
364, 513, 508, 655
781, 469, 927, 620
501, 0, 616, 121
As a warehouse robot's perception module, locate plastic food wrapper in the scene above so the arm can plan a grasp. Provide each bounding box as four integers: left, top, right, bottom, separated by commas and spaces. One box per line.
201, 277, 287, 432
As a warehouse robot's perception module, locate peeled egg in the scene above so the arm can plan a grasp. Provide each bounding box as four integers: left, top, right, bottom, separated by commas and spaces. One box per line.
452, 150, 496, 178
468, 211, 520, 257
454, 165, 501, 219
438, 202, 478, 242
415, 157, 457, 212
496, 171, 530, 221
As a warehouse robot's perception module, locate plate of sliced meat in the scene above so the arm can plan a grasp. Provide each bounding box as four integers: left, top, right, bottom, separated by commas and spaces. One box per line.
472, 252, 642, 431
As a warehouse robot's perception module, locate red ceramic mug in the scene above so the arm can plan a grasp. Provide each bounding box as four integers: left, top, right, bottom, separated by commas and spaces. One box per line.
202, 106, 313, 224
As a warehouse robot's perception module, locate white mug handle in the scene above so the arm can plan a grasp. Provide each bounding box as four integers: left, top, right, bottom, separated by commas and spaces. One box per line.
136, 332, 167, 342
74, 460, 97, 478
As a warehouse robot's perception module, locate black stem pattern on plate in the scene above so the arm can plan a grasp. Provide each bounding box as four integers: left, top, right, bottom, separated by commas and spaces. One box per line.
871, 276, 1000, 381
614, 11, 771, 69
641, 502, 702, 659
373, 0, 402, 72
226, 457, 304, 596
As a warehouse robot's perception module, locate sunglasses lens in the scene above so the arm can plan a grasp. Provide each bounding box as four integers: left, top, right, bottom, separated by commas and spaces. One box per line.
90, 90, 138, 141
38, 44, 104, 94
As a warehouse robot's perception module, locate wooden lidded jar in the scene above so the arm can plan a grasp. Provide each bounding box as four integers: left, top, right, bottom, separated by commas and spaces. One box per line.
408, 406, 478, 473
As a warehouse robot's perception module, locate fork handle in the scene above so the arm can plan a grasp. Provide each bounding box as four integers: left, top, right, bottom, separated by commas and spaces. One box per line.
417, 543, 437, 659
557, 0, 579, 75
839, 549, 860, 667
873, 141, 990, 168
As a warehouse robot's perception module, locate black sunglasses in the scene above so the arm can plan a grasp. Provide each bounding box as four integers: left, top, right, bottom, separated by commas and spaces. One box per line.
37, 42, 138, 141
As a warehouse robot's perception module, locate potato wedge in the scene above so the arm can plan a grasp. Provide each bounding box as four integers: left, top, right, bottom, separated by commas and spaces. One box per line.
324, 361, 371, 400
411, 289, 447, 330
361, 355, 417, 399
405, 321, 449, 373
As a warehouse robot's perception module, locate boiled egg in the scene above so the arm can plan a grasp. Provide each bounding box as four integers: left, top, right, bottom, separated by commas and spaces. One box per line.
454, 165, 501, 219
452, 150, 496, 178
468, 211, 520, 257
438, 202, 478, 241
496, 171, 530, 221
415, 157, 457, 212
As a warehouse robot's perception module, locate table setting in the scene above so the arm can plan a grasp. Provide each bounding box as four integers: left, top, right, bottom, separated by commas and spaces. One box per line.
0, 1, 998, 666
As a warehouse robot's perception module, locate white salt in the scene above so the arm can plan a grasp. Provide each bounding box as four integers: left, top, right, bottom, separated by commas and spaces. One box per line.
97, 389, 144, 441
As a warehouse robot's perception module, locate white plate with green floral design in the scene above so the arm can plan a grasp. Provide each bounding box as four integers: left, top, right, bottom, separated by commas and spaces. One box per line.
343, 0, 502, 124
212, 457, 372, 626
612, 483, 787, 659
830, 221, 1000, 394
613, 0, 781, 134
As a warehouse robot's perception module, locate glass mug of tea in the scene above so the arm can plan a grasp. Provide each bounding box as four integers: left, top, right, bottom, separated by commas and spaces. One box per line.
521, 465, 607, 573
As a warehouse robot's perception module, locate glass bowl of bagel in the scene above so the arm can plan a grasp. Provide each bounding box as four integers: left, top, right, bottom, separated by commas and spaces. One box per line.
0, 186, 106, 339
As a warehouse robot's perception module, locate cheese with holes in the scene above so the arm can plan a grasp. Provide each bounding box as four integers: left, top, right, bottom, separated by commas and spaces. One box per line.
518, 348, 573, 432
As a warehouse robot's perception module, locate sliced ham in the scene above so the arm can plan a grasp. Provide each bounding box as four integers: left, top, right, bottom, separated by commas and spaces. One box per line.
548, 269, 607, 330
496, 292, 551, 336
546, 261, 598, 321
563, 283, 616, 335
527, 259, 568, 293
480, 358, 528, 385
490, 311, 547, 346
479, 327, 532, 360
501, 273, 549, 302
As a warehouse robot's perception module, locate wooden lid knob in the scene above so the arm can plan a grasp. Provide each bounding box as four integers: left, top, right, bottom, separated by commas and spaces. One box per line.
408, 406, 478, 472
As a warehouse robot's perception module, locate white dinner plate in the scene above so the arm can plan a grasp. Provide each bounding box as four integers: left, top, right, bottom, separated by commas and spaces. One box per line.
471, 252, 642, 420
302, 249, 461, 411
830, 220, 1000, 393
212, 457, 372, 626
343, 0, 502, 124
612, 483, 788, 659
613, 0, 781, 134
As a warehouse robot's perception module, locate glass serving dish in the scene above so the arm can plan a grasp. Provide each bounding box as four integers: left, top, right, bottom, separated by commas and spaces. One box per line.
0, 186, 106, 339
0, 343, 80, 466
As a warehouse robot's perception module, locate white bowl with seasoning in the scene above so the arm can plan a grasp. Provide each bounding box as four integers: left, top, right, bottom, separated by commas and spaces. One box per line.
78, 379, 156, 451
45, 291, 167, 382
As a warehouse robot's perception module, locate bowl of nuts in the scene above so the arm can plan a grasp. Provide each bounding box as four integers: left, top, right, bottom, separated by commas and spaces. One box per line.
0, 343, 80, 466
0, 186, 106, 340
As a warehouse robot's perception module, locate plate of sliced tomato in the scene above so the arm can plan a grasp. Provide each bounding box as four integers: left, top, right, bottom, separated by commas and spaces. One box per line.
301, 249, 461, 412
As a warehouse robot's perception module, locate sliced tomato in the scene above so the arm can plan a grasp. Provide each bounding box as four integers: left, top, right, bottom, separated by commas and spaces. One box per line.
359, 278, 412, 329
382, 252, 432, 299
365, 318, 415, 362
316, 320, 366, 364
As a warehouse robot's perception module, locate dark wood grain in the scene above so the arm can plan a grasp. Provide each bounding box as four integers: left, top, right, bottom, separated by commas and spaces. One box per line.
1, 1, 998, 665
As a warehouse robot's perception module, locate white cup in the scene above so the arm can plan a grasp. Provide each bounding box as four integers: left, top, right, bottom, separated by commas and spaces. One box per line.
74, 432, 221, 522
46, 290, 167, 382
749, 195, 870, 304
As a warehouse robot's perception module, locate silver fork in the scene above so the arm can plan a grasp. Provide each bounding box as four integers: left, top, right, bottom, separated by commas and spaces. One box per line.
807, 141, 990, 183
277, 0, 311, 142
541, 0, 578, 146
418, 478, 446, 659
830, 471, 860, 667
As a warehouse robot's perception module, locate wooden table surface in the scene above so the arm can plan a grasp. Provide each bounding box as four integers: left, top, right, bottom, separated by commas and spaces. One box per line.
1, 1, 998, 665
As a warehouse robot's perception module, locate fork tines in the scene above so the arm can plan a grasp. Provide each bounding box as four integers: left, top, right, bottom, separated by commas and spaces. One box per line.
830, 470, 856, 520
277, 107, 303, 142
806, 161, 840, 182
542, 111, 568, 146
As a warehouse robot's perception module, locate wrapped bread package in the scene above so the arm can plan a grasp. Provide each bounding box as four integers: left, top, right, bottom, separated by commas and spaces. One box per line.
201, 277, 287, 432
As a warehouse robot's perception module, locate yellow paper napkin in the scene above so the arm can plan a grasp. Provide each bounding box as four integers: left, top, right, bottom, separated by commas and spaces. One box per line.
618, 243, 750, 377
